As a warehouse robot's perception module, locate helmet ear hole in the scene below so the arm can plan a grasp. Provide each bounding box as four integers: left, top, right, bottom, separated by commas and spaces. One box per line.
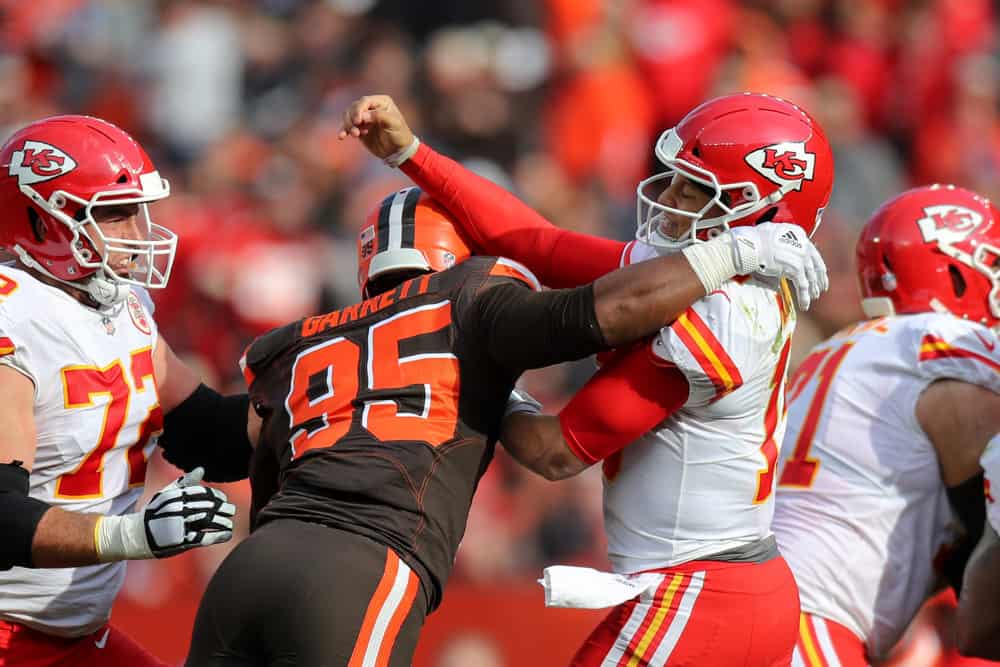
949, 264, 967, 298
26, 208, 46, 242
116, 173, 128, 184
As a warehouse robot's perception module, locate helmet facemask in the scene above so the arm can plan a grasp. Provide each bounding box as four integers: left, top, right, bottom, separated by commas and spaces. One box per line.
15, 174, 175, 305
972, 242, 1000, 326
635, 128, 787, 253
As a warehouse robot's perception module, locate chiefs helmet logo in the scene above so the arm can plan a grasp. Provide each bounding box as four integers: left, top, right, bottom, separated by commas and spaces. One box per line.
917, 205, 984, 245
7, 140, 77, 186
745, 142, 816, 191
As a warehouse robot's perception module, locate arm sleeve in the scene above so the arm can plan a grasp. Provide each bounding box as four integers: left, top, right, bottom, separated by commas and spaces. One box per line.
916, 319, 1000, 394
473, 279, 608, 373
559, 341, 689, 464
401, 143, 627, 287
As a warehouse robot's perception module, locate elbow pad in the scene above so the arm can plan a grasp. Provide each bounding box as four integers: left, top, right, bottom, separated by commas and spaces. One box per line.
159, 384, 253, 483
0, 463, 50, 570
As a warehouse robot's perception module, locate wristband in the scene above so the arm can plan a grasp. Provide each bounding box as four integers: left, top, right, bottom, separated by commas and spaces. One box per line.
681, 233, 750, 294
95, 513, 152, 562
385, 136, 421, 168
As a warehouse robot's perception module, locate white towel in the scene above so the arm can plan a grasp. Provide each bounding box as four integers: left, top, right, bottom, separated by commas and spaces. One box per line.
538, 565, 663, 609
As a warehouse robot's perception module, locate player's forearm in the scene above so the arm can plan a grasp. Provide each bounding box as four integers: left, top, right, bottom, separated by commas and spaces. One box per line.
30, 507, 102, 568
593, 252, 705, 347
401, 143, 625, 287
957, 526, 1000, 659
501, 414, 588, 481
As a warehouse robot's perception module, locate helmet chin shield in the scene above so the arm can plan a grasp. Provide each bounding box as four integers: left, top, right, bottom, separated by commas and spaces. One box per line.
18, 171, 176, 293
635, 128, 787, 252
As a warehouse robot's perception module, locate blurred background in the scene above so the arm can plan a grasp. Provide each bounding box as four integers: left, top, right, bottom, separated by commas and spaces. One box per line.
2, 0, 998, 664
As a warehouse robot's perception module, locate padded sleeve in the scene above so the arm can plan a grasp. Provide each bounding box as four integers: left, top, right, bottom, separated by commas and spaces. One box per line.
559, 341, 689, 464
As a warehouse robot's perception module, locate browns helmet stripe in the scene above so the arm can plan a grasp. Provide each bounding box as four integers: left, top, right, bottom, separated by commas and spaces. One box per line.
375, 192, 395, 254
400, 187, 420, 248
377, 187, 423, 255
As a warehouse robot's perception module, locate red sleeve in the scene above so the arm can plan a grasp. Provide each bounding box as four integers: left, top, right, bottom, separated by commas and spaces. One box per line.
558, 340, 689, 464
401, 143, 626, 287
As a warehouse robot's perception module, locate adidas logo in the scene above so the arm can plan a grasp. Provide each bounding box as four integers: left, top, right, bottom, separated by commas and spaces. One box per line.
779, 230, 803, 249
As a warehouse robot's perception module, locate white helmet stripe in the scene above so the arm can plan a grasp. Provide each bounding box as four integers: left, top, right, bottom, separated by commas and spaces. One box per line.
387, 188, 411, 251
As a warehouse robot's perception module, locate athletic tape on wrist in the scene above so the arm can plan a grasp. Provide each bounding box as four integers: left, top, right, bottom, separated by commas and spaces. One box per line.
384, 136, 421, 168
681, 236, 740, 294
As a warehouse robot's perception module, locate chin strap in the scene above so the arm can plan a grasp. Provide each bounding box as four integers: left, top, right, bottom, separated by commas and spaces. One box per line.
13, 245, 127, 306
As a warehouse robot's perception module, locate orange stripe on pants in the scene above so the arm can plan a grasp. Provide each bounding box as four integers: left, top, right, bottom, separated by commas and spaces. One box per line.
348, 549, 419, 667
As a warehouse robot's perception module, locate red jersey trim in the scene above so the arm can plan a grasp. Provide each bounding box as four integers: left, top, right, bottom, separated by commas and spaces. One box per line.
919, 334, 1000, 373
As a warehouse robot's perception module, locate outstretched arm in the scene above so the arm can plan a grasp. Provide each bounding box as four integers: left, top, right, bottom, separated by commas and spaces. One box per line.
340, 94, 830, 309
401, 143, 627, 287
0, 366, 233, 568
340, 94, 626, 287
501, 342, 689, 480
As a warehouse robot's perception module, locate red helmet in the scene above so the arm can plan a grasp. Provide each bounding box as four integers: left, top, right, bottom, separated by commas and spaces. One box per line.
0, 115, 175, 305
856, 184, 1000, 328
637, 93, 834, 251
357, 187, 471, 298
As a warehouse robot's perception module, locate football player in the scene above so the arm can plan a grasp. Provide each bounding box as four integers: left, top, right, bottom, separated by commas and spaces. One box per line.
0, 116, 257, 665
184, 176, 827, 666
769, 185, 1000, 665
339, 93, 834, 666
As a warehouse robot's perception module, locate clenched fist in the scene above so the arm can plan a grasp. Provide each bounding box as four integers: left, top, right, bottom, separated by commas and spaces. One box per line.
338, 94, 417, 165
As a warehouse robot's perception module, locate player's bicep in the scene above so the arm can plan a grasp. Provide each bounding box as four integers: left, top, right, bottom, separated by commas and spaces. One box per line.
916, 380, 1000, 486
475, 282, 607, 372
154, 336, 202, 414
0, 364, 38, 470
559, 341, 689, 464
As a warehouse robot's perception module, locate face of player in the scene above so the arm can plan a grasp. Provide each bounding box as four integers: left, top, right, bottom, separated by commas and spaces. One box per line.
654, 173, 723, 241
90, 204, 143, 277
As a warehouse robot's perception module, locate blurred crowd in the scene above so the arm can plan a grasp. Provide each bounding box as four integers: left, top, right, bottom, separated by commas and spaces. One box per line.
2, 0, 997, 663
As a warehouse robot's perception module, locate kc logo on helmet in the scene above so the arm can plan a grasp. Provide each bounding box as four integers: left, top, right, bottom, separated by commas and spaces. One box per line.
8, 140, 77, 186
917, 205, 983, 245
745, 142, 816, 191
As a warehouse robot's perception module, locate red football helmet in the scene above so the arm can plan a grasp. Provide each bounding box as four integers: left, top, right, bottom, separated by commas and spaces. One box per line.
637, 93, 834, 252
856, 184, 1000, 328
0, 115, 175, 305
357, 187, 471, 298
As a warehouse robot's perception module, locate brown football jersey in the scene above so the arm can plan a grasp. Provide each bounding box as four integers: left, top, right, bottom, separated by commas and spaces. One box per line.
242, 256, 606, 609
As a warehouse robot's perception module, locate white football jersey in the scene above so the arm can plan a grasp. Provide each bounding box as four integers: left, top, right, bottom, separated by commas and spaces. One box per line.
0, 265, 162, 637
981, 435, 1000, 535
604, 241, 795, 573
772, 312, 1000, 659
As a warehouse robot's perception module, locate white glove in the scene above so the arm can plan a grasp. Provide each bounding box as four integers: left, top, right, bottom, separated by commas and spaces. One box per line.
729, 223, 829, 310
95, 467, 235, 562
504, 387, 543, 419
